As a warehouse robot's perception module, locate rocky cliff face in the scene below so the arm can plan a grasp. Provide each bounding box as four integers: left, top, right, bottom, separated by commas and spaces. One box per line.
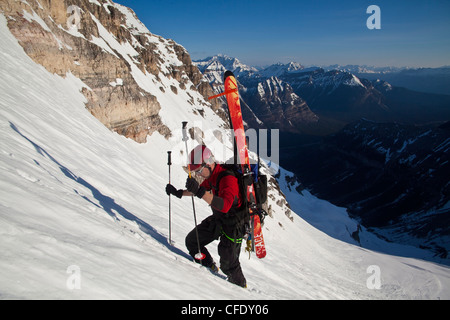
1, 0, 219, 143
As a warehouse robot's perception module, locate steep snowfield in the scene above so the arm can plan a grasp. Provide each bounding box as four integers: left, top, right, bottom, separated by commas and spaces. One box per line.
1, 14, 449, 300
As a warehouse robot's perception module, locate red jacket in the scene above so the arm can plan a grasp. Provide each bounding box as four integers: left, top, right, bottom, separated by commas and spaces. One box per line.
200, 164, 242, 213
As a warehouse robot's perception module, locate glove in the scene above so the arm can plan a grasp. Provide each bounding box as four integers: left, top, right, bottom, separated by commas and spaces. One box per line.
166, 184, 183, 198
185, 177, 206, 199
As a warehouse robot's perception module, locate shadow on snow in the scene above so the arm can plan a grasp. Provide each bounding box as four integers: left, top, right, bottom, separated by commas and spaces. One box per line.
10, 122, 191, 261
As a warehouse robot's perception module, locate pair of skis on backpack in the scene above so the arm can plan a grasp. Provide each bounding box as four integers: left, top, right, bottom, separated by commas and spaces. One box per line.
210, 70, 267, 259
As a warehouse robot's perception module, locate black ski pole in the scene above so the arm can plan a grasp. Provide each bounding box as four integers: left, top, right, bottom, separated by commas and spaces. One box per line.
182, 121, 205, 261
167, 151, 172, 245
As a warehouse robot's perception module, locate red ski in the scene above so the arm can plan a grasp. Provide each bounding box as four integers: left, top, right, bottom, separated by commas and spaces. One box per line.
223, 70, 266, 259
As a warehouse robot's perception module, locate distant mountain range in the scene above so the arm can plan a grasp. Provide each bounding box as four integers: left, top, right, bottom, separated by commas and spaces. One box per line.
295, 64, 450, 96
356, 67, 450, 96
194, 55, 450, 135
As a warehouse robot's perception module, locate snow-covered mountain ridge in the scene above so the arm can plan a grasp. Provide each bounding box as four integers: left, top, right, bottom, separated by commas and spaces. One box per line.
195, 55, 319, 133
195, 55, 371, 93
1, 1, 450, 300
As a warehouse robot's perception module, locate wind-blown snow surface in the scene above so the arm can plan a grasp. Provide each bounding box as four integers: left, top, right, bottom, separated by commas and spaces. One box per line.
1, 15, 449, 300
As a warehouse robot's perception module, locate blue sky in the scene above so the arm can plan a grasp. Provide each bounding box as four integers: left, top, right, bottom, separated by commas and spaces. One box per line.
114, 0, 450, 68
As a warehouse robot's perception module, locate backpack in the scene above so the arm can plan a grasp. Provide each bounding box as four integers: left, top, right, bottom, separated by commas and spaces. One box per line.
214, 162, 268, 228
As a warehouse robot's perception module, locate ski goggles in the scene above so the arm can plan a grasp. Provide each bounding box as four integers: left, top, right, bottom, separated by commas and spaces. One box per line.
191, 163, 207, 175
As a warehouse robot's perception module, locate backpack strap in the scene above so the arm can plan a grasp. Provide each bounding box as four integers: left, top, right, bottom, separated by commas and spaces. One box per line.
214, 169, 235, 191
213, 169, 239, 209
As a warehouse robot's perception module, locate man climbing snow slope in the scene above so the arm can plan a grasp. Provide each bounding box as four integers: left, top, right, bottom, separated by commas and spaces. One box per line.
166, 145, 247, 288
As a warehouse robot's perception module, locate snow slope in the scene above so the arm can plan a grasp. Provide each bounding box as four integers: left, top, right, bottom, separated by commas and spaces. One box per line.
1, 14, 449, 300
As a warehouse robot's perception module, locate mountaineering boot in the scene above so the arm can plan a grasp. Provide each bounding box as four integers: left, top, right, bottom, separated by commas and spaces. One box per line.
226, 266, 247, 288
209, 262, 220, 274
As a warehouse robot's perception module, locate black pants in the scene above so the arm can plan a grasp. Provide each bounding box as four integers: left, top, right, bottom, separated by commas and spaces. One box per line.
185, 215, 246, 287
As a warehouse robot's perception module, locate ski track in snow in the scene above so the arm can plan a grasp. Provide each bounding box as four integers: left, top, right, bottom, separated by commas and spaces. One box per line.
0, 12, 449, 300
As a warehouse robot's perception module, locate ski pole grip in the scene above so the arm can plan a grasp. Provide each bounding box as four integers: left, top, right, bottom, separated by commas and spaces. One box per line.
167, 151, 172, 166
